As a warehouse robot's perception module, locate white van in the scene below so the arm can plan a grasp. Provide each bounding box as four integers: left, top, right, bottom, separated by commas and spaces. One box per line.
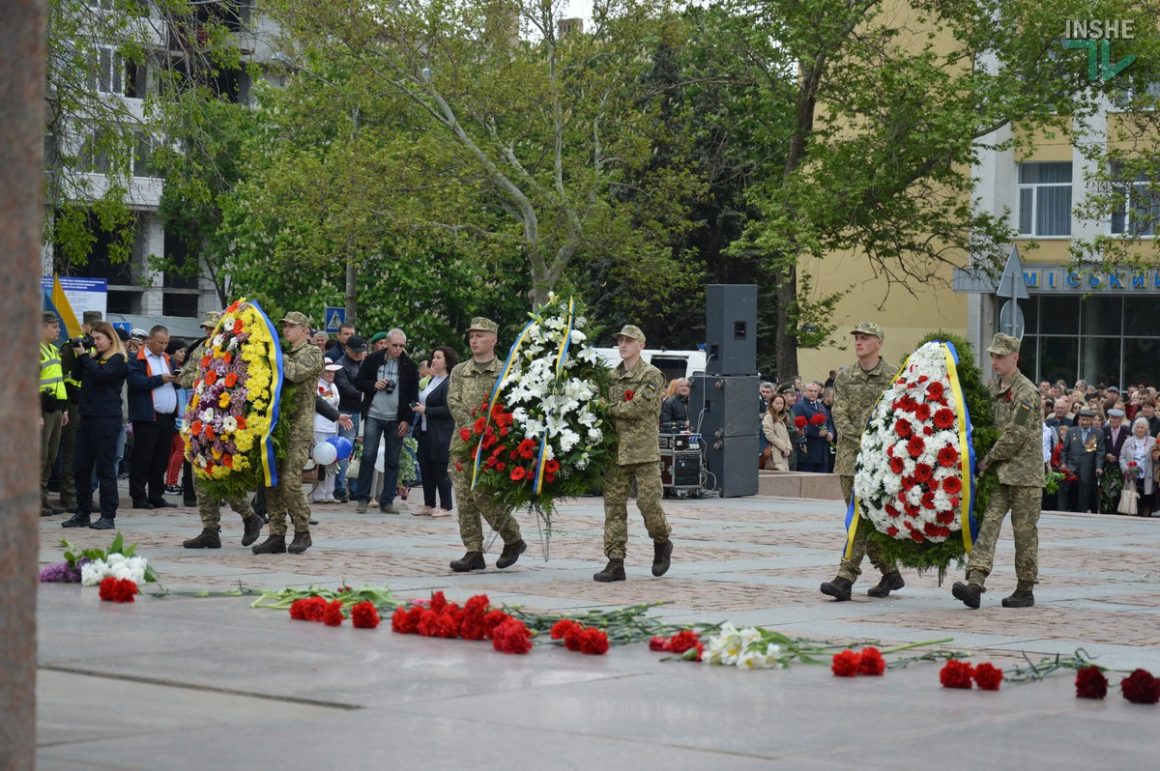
591, 348, 707, 382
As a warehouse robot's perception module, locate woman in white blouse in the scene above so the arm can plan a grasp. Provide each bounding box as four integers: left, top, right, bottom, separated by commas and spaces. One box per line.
1119, 417, 1156, 517
411, 347, 458, 517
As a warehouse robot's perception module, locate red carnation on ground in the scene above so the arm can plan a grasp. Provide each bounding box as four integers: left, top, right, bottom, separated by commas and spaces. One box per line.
1075, 666, 1109, 699
858, 647, 886, 676
465, 594, 490, 614
351, 601, 380, 629
937, 446, 959, 467
907, 436, 925, 458
1121, 669, 1160, 704
290, 600, 309, 620
429, 591, 447, 613
973, 662, 1003, 691
550, 619, 582, 640
482, 610, 511, 638
794, 416, 807, 429
832, 650, 861, 677
939, 659, 975, 689
649, 636, 668, 652
98, 576, 117, 602
667, 630, 701, 655
460, 611, 486, 641
492, 618, 533, 655
933, 408, 956, 429
943, 476, 962, 495
436, 607, 464, 638
894, 419, 912, 438
323, 600, 344, 627
810, 413, 827, 426
391, 606, 416, 633
578, 628, 610, 655
416, 608, 440, 636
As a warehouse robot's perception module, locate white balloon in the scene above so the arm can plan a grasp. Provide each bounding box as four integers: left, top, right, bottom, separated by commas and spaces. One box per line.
313, 441, 338, 466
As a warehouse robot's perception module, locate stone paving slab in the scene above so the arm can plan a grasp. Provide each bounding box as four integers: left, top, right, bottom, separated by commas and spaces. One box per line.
34, 486, 1160, 768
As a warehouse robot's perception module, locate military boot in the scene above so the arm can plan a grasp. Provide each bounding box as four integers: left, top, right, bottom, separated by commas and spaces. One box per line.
61, 513, 91, 528
652, 540, 673, 577
287, 531, 312, 554
495, 540, 527, 569
251, 534, 286, 555
1001, 583, 1035, 608
182, 528, 221, 549
593, 559, 626, 582
820, 576, 852, 601
866, 570, 905, 598
241, 514, 263, 547
952, 581, 982, 609
450, 551, 486, 572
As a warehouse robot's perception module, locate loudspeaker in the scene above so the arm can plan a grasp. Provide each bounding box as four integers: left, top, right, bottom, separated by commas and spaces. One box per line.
706, 284, 757, 375
704, 434, 759, 498
691, 374, 760, 439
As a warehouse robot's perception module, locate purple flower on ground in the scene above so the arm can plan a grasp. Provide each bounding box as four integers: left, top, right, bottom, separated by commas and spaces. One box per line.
39, 561, 82, 583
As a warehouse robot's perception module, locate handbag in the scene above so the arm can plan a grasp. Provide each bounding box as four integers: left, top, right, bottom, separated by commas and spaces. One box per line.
1117, 485, 1139, 515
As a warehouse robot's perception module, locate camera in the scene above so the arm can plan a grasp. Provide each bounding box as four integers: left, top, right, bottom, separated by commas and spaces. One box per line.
384, 379, 395, 394
68, 335, 94, 348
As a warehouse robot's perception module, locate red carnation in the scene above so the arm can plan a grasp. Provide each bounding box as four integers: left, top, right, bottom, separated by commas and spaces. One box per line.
1075, 666, 1109, 699
810, 413, 827, 426
933, 408, 956, 429
943, 476, 962, 495
894, 419, 912, 438
939, 659, 975, 689
858, 647, 886, 676
551, 619, 583, 640
889, 457, 905, 474
937, 446, 959, 467
323, 600, 344, 627
1121, 669, 1160, 704
482, 610, 511, 638
391, 606, 415, 633
459, 428, 472, 442
351, 601, 380, 629
98, 576, 117, 602
290, 600, 309, 620
832, 650, 861, 677
465, 594, 490, 614
623, 389, 635, 401
794, 416, 808, 429
460, 611, 487, 641
667, 630, 702, 655
578, 628, 610, 655
416, 609, 440, 636
430, 591, 447, 613
885, 503, 900, 518
907, 436, 925, 458
973, 662, 1003, 691
492, 618, 533, 655
436, 607, 464, 638
473, 417, 487, 434
649, 636, 669, 652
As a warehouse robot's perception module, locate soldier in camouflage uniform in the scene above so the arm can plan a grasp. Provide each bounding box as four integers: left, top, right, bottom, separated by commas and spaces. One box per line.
820, 321, 903, 601
447, 317, 526, 572
953, 333, 1044, 609
253, 311, 323, 555
179, 312, 264, 550
594, 325, 673, 582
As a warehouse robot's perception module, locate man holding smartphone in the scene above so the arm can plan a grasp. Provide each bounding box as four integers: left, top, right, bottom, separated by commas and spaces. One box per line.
354, 328, 418, 513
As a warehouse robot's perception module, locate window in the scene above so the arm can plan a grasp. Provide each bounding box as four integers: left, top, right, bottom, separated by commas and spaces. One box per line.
1018, 162, 1072, 236
1110, 171, 1160, 237
89, 46, 122, 94
82, 131, 112, 174
132, 131, 155, 178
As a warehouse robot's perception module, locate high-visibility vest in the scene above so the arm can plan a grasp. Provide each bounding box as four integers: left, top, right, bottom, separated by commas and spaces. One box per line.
40, 342, 67, 401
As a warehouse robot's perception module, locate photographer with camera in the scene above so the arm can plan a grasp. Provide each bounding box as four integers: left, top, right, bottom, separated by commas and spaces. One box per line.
354, 328, 418, 514
55, 309, 102, 513
61, 322, 129, 530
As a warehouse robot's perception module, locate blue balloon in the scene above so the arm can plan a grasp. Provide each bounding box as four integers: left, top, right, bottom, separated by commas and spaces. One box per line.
326, 435, 353, 460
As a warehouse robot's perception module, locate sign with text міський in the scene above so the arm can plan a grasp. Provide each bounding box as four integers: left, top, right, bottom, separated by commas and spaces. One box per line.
1020, 267, 1160, 292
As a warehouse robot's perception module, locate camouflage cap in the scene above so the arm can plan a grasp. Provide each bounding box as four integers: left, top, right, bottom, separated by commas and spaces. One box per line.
201, 311, 222, 329
280, 311, 312, 327
42, 311, 59, 325
614, 324, 646, 343
850, 321, 884, 340
986, 332, 1022, 356
82, 310, 103, 325
467, 317, 499, 335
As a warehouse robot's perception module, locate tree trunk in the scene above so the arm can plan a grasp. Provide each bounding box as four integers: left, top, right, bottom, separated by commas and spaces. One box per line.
776, 263, 798, 381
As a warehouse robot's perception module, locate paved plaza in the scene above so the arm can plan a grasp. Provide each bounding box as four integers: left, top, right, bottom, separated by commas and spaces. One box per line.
35, 489, 1160, 769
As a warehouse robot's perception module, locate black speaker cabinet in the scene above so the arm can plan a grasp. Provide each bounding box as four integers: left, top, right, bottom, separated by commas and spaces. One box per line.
706, 284, 757, 375
690, 374, 760, 439
703, 434, 759, 498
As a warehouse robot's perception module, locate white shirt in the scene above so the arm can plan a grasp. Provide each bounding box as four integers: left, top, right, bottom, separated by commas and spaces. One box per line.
1041, 423, 1053, 464
314, 379, 340, 434
418, 375, 446, 432
146, 350, 178, 415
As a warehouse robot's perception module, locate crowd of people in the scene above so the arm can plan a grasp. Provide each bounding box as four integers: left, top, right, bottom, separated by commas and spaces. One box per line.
38, 310, 675, 580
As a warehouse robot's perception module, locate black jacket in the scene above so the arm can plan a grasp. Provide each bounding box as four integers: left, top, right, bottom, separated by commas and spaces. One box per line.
333, 354, 364, 412
72, 352, 128, 419
354, 350, 418, 425
660, 395, 690, 428
418, 377, 454, 463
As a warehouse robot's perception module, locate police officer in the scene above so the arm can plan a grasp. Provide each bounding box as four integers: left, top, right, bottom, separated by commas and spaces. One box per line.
56, 309, 102, 512
179, 312, 264, 549
252, 311, 323, 555
447, 317, 526, 572
821, 322, 902, 600
40, 312, 69, 516
594, 325, 673, 582
952, 333, 1044, 609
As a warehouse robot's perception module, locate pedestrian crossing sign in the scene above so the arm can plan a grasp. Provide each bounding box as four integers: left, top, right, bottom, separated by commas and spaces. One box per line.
324, 306, 346, 333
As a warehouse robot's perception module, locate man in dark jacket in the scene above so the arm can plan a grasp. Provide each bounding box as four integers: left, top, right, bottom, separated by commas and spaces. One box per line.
791, 381, 835, 472
126, 324, 179, 509
332, 334, 367, 502
354, 328, 419, 513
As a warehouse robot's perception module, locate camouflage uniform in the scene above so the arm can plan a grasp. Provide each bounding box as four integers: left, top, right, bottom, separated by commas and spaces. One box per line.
448, 355, 522, 551
179, 339, 259, 530
965, 339, 1044, 590
603, 356, 671, 559
265, 337, 323, 537
832, 355, 898, 582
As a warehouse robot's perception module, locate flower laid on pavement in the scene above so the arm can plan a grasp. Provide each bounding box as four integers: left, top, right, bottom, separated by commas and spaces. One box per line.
1075, 666, 1109, 699
940, 659, 975, 689
1121, 669, 1160, 704
97, 576, 137, 603
550, 619, 610, 655
51, 533, 159, 588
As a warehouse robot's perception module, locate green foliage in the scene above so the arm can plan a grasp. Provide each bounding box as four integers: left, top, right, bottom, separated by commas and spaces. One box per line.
866, 330, 998, 574
1100, 464, 1125, 514
59, 534, 159, 583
